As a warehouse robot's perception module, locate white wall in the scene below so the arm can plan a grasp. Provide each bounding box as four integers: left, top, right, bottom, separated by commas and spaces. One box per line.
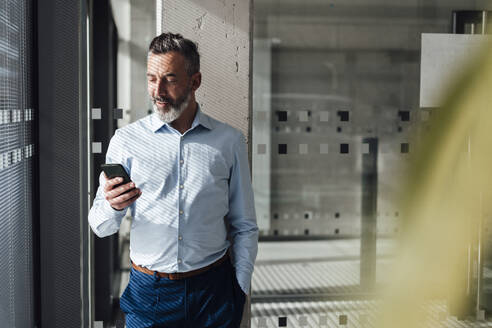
110, 0, 156, 126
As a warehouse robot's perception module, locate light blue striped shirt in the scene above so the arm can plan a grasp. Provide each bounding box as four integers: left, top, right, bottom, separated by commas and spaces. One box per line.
88, 106, 258, 294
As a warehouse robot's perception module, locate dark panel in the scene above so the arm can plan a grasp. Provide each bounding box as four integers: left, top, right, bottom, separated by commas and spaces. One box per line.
37, 0, 90, 326
92, 0, 119, 322
360, 138, 378, 291
453, 11, 492, 34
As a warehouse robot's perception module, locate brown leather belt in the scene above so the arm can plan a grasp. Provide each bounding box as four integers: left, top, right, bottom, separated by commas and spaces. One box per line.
131, 253, 229, 280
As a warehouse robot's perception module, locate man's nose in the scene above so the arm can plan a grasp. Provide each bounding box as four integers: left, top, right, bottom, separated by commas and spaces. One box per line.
155, 79, 168, 96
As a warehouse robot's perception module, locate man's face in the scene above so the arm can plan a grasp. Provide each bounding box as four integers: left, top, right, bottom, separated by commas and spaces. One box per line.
147, 51, 196, 123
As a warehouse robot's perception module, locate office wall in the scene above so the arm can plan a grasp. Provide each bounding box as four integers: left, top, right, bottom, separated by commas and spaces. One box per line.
253, 0, 492, 239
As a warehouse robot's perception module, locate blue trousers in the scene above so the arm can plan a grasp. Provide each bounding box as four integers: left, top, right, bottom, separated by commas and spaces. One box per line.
119, 258, 246, 327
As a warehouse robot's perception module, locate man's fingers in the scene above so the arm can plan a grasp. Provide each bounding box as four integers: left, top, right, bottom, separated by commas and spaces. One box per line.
103, 178, 140, 211
111, 187, 139, 204
104, 177, 123, 193
109, 188, 141, 210
107, 182, 135, 198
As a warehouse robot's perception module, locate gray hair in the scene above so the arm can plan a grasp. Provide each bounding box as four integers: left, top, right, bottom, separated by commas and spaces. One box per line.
148, 32, 200, 76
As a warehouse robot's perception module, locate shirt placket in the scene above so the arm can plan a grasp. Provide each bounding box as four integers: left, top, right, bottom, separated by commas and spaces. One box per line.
177, 134, 184, 269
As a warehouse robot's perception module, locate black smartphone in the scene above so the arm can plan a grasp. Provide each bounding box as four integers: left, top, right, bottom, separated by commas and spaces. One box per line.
100, 164, 133, 190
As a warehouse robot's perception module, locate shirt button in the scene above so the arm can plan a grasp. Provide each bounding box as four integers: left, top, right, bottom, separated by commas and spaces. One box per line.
179, 210, 183, 215
178, 259, 182, 264
179, 184, 184, 189
180, 159, 184, 165
178, 235, 183, 240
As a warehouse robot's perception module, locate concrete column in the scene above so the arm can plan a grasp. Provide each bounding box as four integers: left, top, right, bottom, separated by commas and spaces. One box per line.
158, 0, 252, 140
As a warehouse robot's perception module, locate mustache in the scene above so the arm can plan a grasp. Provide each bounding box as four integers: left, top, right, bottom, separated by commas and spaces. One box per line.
152, 96, 173, 103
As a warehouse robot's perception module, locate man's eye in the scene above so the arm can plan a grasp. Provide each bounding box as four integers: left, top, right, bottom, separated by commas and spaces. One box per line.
167, 79, 177, 83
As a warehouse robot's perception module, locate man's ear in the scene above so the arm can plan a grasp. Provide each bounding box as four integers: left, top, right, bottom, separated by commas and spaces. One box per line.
191, 72, 201, 91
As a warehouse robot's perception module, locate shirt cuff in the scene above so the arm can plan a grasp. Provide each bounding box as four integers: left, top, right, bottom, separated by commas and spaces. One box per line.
103, 198, 127, 215
89, 200, 127, 238
235, 267, 253, 295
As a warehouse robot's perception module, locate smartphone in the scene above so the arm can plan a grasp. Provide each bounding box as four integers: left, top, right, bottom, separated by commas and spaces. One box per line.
100, 164, 133, 191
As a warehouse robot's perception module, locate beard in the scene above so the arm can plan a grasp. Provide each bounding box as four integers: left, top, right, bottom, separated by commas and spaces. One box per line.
152, 86, 192, 123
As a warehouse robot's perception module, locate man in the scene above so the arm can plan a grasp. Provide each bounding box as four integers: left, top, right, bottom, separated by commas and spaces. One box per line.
88, 32, 258, 328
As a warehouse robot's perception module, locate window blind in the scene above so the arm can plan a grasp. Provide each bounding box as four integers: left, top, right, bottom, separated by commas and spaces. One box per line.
0, 0, 34, 326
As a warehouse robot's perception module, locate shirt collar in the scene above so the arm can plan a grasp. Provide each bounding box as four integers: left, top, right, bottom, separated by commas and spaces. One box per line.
150, 103, 213, 133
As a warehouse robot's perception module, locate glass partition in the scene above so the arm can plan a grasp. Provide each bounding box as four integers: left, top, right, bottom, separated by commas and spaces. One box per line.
251, 1, 492, 326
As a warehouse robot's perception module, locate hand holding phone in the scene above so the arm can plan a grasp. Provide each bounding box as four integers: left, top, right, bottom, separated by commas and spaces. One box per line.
101, 164, 142, 211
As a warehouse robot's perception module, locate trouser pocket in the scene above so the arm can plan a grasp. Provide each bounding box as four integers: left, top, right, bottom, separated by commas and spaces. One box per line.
120, 268, 157, 316
230, 267, 246, 318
